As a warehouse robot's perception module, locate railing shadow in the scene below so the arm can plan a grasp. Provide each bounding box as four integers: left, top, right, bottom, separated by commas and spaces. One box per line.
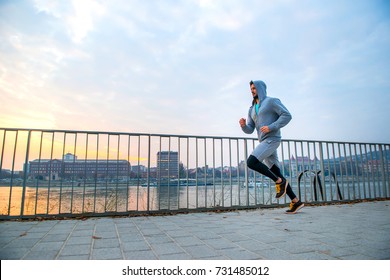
297, 170, 343, 201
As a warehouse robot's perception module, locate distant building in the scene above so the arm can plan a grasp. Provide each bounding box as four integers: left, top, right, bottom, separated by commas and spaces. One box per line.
131, 165, 147, 173
287, 156, 321, 177
0, 169, 12, 179
29, 154, 131, 180
157, 151, 179, 178
362, 160, 390, 174
63, 152, 77, 161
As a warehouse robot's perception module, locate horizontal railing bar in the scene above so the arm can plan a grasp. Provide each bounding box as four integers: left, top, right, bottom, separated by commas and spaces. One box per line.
1, 128, 389, 145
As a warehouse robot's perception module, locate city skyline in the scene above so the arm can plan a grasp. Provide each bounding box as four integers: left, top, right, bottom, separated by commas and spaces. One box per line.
2, 147, 387, 177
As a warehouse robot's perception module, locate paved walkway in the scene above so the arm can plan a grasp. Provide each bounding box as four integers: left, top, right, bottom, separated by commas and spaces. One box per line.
1, 201, 389, 260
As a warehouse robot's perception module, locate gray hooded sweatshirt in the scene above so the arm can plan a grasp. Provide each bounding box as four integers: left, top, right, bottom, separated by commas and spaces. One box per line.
241, 80, 292, 142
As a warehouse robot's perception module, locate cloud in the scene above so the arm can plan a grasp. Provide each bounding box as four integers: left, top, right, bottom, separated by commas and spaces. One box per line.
32, 0, 105, 43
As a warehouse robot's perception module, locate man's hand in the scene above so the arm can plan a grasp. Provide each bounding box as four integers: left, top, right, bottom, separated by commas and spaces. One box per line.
260, 126, 270, 134
239, 118, 246, 128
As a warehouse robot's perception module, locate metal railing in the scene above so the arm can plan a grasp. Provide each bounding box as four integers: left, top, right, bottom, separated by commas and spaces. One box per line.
0, 128, 389, 219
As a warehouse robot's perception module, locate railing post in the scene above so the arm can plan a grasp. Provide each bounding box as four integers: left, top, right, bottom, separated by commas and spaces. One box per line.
379, 144, 387, 198
236, 139, 240, 207
20, 130, 31, 218
319, 141, 327, 201
147, 135, 151, 212
0, 130, 6, 180
244, 139, 249, 206
9, 131, 19, 216
386, 145, 390, 198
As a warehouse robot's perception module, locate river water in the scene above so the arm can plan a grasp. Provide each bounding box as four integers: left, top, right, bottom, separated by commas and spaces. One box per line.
0, 178, 387, 217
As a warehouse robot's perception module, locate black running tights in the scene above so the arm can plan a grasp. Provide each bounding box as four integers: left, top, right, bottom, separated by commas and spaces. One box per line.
247, 155, 296, 200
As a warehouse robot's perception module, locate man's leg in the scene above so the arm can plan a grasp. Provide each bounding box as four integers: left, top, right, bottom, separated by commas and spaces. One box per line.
269, 164, 304, 214
270, 165, 296, 200
247, 140, 287, 199
247, 155, 279, 181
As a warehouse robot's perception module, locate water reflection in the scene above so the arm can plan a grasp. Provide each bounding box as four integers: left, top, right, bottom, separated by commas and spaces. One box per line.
0, 182, 257, 216
0, 179, 376, 217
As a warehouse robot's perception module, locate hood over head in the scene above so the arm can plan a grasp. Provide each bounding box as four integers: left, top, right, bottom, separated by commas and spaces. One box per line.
251, 80, 267, 103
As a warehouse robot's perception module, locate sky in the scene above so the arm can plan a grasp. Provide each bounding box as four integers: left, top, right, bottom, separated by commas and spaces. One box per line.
1, 0, 390, 144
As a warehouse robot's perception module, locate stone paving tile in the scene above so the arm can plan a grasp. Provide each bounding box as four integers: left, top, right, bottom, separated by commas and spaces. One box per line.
352, 246, 390, 259
191, 231, 221, 240
0, 229, 29, 239
57, 254, 90, 260
41, 233, 70, 242
94, 225, 116, 234
27, 226, 54, 233
359, 239, 390, 250
158, 252, 193, 260
234, 239, 275, 251
0, 239, 14, 249
3, 237, 41, 248
173, 236, 203, 247
165, 230, 191, 238
134, 223, 158, 230
155, 225, 183, 232
0, 232, 15, 243
24, 249, 59, 260
301, 242, 352, 257
339, 253, 377, 260
92, 230, 117, 239
204, 238, 239, 250
217, 248, 263, 260
0, 247, 30, 259
60, 244, 91, 256
121, 241, 151, 252
219, 232, 253, 242
66, 236, 93, 245
15, 231, 47, 240
32, 241, 64, 252
362, 230, 390, 242
320, 231, 363, 242
145, 235, 173, 245
0, 201, 389, 260
138, 228, 163, 237
70, 229, 94, 237
74, 223, 95, 231
291, 251, 338, 260
151, 242, 186, 256
197, 255, 228, 260
49, 224, 76, 232
91, 247, 123, 260
284, 231, 325, 240
153, 220, 181, 230
118, 232, 145, 242
93, 238, 120, 249
310, 236, 360, 248
123, 250, 157, 260
1, 224, 34, 233
275, 241, 328, 254
116, 226, 139, 234
182, 244, 221, 259
254, 247, 297, 260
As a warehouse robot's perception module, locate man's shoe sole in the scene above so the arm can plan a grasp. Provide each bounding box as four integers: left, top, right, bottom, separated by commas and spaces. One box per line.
286, 203, 305, 214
